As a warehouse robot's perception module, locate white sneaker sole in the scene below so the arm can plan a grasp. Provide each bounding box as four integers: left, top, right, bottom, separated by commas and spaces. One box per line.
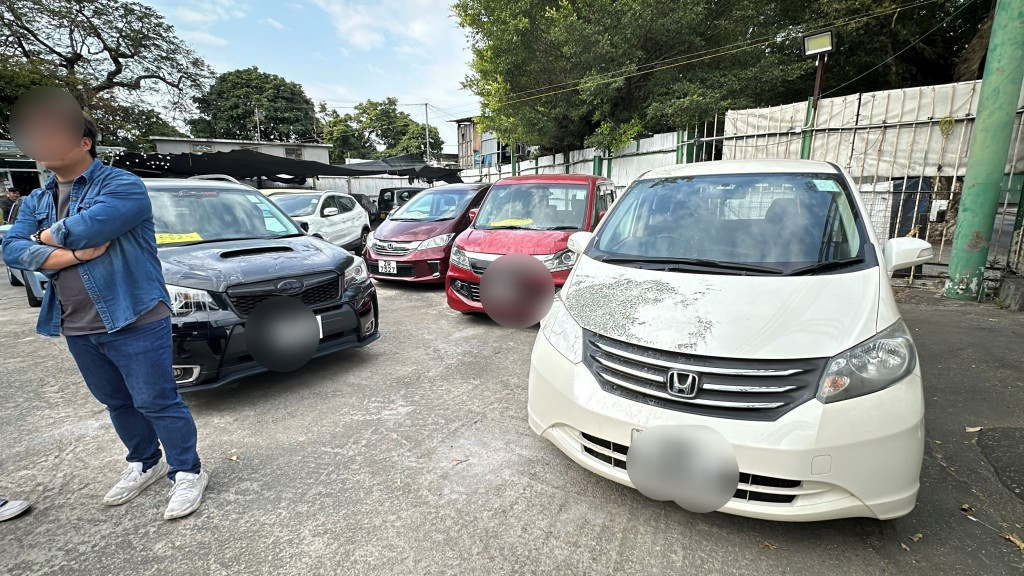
164, 471, 209, 520
0, 500, 31, 521
103, 460, 169, 506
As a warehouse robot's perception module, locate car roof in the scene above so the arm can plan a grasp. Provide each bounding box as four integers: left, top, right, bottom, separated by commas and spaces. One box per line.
142, 178, 258, 192
640, 159, 840, 180
380, 187, 425, 192
493, 174, 608, 186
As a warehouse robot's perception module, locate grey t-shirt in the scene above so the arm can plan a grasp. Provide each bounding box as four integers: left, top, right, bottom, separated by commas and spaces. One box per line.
52, 179, 170, 336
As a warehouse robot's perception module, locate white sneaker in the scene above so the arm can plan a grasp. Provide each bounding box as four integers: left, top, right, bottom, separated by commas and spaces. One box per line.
103, 460, 169, 506
0, 498, 31, 521
164, 470, 208, 520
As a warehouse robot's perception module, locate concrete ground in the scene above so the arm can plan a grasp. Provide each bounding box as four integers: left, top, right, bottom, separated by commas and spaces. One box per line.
1, 270, 1022, 576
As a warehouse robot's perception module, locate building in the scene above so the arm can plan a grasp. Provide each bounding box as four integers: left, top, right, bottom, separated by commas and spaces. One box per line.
150, 137, 332, 165
450, 117, 518, 169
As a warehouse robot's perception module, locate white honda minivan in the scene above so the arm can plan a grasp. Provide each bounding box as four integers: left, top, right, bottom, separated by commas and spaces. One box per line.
528, 159, 934, 522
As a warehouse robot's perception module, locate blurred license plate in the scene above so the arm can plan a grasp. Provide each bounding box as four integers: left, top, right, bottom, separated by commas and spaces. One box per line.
379, 260, 397, 274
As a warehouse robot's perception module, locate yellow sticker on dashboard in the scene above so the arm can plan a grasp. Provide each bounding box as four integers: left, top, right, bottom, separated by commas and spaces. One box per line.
155, 232, 203, 244
488, 218, 534, 227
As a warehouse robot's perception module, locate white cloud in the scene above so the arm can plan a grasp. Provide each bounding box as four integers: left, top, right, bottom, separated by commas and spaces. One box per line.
179, 30, 229, 47
263, 17, 287, 30
311, 0, 456, 51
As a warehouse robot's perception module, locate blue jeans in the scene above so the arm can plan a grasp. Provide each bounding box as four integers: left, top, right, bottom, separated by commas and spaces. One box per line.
65, 317, 201, 480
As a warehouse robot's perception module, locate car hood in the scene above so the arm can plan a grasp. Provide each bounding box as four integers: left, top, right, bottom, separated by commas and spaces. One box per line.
560, 256, 881, 359
457, 228, 575, 255
374, 219, 457, 242
159, 236, 353, 292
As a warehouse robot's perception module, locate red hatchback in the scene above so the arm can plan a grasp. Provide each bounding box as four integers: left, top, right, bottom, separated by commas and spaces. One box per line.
446, 175, 616, 313
364, 183, 489, 283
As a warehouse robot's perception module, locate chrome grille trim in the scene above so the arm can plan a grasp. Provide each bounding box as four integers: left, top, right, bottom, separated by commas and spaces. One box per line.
594, 341, 804, 376
599, 373, 785, 409
594, 356, 663, 382
702, 383, 798, 393
371, 239, 419, 256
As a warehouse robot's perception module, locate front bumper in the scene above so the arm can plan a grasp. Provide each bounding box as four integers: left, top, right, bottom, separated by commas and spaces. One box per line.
446, 263, 570, 313
171, 280, 379, 392
364, 244, 448, 283
527, 332, 925, 522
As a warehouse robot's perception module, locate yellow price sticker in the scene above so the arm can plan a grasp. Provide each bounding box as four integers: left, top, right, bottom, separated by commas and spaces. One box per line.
155, 232, 203, 245
488, 218, 534, 227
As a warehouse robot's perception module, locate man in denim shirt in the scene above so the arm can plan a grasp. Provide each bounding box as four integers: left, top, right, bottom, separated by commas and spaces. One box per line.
2, 103, 208, 520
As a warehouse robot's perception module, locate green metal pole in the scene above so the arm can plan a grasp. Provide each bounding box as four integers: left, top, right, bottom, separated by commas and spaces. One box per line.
510, 143, 518, 176
675, 130, 685, 164
944, 0, 1024, 301
800, 97, 815, 160
686, 127, 696, 164
593, 154, 603, 176
606, 153, 613, 179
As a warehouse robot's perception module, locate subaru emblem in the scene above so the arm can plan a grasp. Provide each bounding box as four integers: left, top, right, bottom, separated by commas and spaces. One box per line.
276, 279, 303, 295
666, 370, 700, 398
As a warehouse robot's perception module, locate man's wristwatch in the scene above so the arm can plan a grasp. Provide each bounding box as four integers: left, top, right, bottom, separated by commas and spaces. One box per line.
30, 228, 48, 244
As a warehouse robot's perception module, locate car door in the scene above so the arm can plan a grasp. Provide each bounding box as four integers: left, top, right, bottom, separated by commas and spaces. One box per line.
335, 195, 361, 245
319, 194, 343, 243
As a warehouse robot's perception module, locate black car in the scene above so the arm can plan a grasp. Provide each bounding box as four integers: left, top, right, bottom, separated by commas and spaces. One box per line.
349, 193, 378, 223
147, 179, 379, 391
377, 187, 425, 221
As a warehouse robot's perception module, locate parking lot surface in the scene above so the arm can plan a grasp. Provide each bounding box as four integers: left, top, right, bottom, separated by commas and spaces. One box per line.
1, 269, 1022, 576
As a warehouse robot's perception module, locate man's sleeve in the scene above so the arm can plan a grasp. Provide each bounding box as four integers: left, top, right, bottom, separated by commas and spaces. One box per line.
48, 172, 152, 250
1, 193, 57, 272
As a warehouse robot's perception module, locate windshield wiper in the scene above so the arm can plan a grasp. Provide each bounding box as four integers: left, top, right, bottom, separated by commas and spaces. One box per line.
786, 257, 864, 276
596, 255, 784, 275
537, 225, 580, 230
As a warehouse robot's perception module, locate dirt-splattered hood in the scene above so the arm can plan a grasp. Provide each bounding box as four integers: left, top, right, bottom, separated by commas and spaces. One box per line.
560, 255, 882, 359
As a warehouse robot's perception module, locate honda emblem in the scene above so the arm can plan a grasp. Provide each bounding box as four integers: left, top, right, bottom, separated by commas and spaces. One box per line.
666, 370, 700, 398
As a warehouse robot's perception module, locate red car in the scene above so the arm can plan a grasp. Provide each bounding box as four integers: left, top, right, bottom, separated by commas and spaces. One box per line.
364, 183, 490, 283
446, 175, 617, 313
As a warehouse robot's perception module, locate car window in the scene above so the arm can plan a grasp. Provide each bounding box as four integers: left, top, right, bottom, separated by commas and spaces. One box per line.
321, 195, 340, 215
390, 188, 476, 221
380, 191, 393, 203
591, 173, 864, 270
337, 196, 357, 213
150, 188, 301, 246
272, 194, 320, 217
475, 183, 588, 230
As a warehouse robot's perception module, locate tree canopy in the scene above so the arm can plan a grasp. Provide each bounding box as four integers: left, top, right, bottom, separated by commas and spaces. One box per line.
453, 0, 991, 152
321, 97, 444, 162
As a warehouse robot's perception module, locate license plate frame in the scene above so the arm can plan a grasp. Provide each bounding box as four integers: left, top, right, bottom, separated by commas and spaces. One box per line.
379, 260, 397, 274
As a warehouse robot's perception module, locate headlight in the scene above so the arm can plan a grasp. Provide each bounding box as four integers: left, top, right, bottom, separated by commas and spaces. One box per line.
450, 245, 470, 270
817, 319, 917, 403
345, 256, 369, 284
541, 296, 583, 363
417, 233, 455, 251
167, 285, 219, 317
536, 249, 577, 272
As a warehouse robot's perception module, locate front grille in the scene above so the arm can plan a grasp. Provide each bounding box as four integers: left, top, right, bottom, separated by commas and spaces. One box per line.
372, 240, 418, 256
584, 331, 826, 422
451, 279, 481, 302
369, 261, 417, 278
226, 272, 341, 317
578, 430, 800, 504
468, 256, 493, 276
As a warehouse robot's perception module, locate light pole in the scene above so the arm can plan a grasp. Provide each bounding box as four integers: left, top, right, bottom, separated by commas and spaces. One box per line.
800, 30, 835, 159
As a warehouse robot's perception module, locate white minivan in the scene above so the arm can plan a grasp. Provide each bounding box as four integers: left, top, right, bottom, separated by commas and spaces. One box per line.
528, 159, 934, 522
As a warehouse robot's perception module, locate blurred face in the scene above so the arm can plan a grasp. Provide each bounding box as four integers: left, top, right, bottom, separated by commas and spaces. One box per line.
10, 87, 90, 169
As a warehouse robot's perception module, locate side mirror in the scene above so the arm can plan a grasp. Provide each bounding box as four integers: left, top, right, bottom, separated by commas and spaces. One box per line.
469, 208, 479, 221
567, 231, 594, 255
323, 207, 340, 217
598, 209, 608, 221
884, 237, 933, 275
299, 221, 310, 233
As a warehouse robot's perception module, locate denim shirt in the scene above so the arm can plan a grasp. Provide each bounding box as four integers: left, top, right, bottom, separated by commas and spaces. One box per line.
1, 160, 170, 337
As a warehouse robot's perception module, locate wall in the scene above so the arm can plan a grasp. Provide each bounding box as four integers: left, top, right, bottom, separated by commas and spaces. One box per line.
152, 139, 331, 164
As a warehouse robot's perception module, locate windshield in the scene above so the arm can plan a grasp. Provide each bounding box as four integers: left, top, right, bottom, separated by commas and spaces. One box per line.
389, 188, 476, 221
271, 194, 320, 217
150, 188, 302, 246
591, 173, 866, 274
475, 183, 588, 230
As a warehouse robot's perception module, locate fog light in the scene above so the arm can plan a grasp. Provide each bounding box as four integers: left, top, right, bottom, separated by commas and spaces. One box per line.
172, 365, 200, 384
363, 318, 375, 334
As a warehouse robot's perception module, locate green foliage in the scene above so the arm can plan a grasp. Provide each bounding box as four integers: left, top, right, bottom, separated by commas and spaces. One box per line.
321, 97, 444, 162
189, 67, 318, 142
454, 0, 990, 151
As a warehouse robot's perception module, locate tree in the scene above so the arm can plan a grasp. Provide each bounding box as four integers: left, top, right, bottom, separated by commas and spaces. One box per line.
321, 97, 444, 162
190, 67, 318, 142
0, 0, 213, 119
454, 0, 991, 151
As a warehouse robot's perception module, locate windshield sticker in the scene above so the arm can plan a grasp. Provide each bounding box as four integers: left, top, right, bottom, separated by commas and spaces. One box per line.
155, 232, 203, 244
489, 218, 534, 227
812, 179, 841, 192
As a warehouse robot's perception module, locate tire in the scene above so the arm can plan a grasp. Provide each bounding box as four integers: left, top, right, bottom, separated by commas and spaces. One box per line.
25, 281, 42, 308
8, 268, 23, 287
360, 227, 370, 252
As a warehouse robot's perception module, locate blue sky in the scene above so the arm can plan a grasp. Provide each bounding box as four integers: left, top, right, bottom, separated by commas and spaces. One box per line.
142, 0, 480, 153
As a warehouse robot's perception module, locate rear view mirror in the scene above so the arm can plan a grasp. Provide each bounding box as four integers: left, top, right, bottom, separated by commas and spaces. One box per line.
323, 207, 340, 217
884, 237, 933, 275
567, 231, 593, 255
469, 208, 479, 221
